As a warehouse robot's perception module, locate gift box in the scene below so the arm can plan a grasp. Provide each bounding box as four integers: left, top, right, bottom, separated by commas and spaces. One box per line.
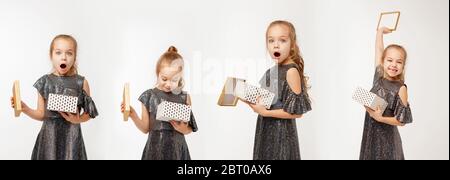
235, 81, 275, 109
352, 87, 388, 113
377, 11, 401, 31
47, 93, 79, 113
12, 80, 22, 117
217, 77, 246, 106
123, 83, 130, 121
156, 101, 191, 122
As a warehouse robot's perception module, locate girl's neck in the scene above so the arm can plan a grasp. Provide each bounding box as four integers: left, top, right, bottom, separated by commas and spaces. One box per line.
52, 71, 74, 77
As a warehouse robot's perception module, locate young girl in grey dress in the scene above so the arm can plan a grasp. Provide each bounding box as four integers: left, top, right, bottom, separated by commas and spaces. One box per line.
359, 27, 413, 160
245, 21, 311, 160
11, 34, 98, 160
121, 46, 198, 160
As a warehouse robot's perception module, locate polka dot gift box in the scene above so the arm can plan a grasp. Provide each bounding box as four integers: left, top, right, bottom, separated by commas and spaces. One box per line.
352, 87, 388, 113
235, 81, 275, 109
156, 101, 192, 122
47, 93, 79, 114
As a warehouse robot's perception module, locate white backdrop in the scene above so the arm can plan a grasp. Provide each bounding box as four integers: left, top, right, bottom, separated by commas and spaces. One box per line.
0, 0, 448, 160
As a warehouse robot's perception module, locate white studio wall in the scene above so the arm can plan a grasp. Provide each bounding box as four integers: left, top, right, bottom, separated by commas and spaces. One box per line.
0, 0, 448, 160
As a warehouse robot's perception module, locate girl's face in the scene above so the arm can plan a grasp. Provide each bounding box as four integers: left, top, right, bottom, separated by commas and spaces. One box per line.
157, 61, 183, 93
51, 38, 75, 76
383, 48, 405, 80
267, 24, 292, 64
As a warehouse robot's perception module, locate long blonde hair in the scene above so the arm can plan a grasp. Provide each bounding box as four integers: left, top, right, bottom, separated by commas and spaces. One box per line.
49, 34, 78, 75
155, 46, 185, 89
266, 20, 309, 94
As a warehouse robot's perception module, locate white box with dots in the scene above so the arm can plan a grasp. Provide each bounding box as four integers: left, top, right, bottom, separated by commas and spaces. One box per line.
235, 81, 275, 109
352, 87, 388, 113
47, 93, 78, 113
156, 101, 192, 122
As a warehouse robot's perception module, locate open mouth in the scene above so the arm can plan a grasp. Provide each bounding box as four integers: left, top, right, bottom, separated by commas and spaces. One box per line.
274, 52, 281, 57
388, 67, 398, 73
60, 64, 67, 69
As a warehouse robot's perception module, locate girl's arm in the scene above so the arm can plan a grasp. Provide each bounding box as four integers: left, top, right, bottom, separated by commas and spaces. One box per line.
60, 80, 93, 124
11, 92, 46, 121
366, 86, 408, 126
247, 68, 303, 119
170, 95, 193, 135
375, 27, 392, 67
128, 103, 151, 134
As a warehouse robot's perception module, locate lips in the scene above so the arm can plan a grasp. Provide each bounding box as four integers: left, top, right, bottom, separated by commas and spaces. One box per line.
388, 67, 398, 73
60, 64, 67, 69
274, 52, 281, 57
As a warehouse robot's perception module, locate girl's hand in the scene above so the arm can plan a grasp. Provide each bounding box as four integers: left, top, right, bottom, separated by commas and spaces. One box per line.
121, 102, 136, 117
365, 106, 383, 123
378, 26, 392, 34
170, 120, 192, 135
247, 97, 268, 116
59, 109, 81, 124
10, 97, 27, 110
248, 103, 268, 116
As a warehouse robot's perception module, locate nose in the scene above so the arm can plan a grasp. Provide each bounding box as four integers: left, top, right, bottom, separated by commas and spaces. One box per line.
164, 83, 171, 89
274, 41, 280, 48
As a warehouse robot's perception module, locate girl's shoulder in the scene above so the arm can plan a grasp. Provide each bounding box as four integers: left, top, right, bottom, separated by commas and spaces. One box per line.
37, 73, 51, 81
144, 88, 157, 96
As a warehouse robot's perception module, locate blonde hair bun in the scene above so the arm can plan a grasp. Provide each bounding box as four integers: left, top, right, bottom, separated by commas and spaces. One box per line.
168, 46, 178, 53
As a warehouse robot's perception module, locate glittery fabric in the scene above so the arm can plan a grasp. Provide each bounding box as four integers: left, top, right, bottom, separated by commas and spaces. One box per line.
359, 66, 413, 160
253, 64, 311, 160
32, 74, 98, 160
138, 88, 198, 160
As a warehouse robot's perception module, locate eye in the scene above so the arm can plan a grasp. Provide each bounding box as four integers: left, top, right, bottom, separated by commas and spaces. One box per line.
172, 78, 180, 83
281, 39, 287, 43
55, 51, 61, 55
67, 52, 73, 56
387, 59, 393, 62
268, 39, 274, 43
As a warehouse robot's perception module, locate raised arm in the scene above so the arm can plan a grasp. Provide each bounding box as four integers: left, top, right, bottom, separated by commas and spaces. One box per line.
375, 27, 392, 67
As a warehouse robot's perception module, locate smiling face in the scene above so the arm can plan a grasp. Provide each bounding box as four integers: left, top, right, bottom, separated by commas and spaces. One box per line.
267, 24, 292, 64
50, 38, 76, 76
157, 59, 183, 93
382, 46, 406, 80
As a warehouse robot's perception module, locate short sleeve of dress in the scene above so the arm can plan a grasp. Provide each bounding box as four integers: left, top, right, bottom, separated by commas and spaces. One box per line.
373, 66, 384, 86
33, 75, 49, 99
393, 87, 413, 124
281, 82, 312, 115
138, 90, 154, 113
189, 111, 198, 132
79, 90, 99, 118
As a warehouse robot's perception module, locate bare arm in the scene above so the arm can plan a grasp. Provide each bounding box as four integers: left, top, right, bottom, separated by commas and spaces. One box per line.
17, 92, 46, 121
128, 103, 151, 134
375, 27, 392, 67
